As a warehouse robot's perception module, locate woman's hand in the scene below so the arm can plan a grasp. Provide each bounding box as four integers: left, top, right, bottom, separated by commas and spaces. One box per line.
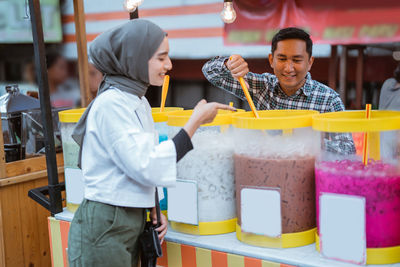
151, 208, 168, 244
183, 100, 236, 138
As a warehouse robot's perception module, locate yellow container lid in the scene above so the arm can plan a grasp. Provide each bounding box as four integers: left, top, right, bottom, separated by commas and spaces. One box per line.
59, 108, 86, 123
151, 107, 184, 122
167, 109, 245, 127
232, 110, 319, 130
312, 110, 400, 132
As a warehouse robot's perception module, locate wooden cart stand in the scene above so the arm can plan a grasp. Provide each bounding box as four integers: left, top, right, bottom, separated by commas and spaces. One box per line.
0, 0, 92, 265
0, 115, 65, 267
0, 0, 94, 265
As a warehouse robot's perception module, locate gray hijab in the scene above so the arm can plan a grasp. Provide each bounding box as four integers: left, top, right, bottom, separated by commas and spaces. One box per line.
379, 78, 400, 110
72, 19, 166, 167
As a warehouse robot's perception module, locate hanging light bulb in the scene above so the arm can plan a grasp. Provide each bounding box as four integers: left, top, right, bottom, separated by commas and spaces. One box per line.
220, 0, 236, 24
123, 0, 143, 13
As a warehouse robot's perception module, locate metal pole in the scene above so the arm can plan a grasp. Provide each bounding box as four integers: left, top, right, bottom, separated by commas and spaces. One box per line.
338, 45, 348, 105
28, 0, 63, 215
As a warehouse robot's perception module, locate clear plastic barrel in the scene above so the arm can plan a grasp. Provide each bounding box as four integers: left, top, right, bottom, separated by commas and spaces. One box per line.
169, 124, 236, 222
313, 111, 400, 248
313, 110, 400, 264
232, 110, 319, 248
59, 108, 85, 212
166, 109, 243, 235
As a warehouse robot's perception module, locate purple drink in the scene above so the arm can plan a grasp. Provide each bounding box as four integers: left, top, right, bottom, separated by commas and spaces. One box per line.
316, 160, 400, 248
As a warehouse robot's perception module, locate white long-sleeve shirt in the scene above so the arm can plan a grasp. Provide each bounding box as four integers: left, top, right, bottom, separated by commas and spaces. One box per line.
81, 87, 177, 208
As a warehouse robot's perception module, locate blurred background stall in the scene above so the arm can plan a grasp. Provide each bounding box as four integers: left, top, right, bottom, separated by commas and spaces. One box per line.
1, 0, 399, 110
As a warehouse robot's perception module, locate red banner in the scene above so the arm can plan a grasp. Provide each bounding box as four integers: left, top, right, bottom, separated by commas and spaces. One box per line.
224, 0, 400, 45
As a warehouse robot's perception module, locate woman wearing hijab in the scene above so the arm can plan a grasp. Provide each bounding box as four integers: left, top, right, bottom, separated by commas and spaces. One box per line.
379, 62, 400, 110
67, 19, 235, 267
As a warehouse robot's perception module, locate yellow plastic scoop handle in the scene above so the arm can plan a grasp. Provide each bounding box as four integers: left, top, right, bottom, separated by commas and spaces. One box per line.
238, 77, 259, 119
229, 56, 259, 118
160, 75, 170, 112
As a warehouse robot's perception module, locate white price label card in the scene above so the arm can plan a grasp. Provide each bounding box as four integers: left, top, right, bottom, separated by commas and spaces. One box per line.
241, 187, 281, 237
167, 179, 198, 225
65, 168, 85, 204
320, 193, 366, 265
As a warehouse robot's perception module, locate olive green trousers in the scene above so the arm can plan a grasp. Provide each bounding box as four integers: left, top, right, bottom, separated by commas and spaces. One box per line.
68, 199, 146, 267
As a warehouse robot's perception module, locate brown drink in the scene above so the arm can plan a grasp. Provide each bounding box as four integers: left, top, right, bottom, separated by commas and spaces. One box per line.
234, 154, 315, 233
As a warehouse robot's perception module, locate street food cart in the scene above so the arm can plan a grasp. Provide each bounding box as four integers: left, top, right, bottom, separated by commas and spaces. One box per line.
20, 0, 400, 267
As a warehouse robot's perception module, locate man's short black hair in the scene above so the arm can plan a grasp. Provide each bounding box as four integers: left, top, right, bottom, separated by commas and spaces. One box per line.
271, 27, 313, 58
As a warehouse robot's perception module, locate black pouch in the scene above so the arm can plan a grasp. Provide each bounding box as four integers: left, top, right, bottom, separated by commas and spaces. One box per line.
139, 188, 163, 267
139, 222, 162, 266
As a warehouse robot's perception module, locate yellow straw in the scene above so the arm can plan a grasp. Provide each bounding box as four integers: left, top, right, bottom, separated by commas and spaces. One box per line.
227, 101, 236, 113
160, 75, 170, 112
229, 57, 259, 118
362, 104, 372, 166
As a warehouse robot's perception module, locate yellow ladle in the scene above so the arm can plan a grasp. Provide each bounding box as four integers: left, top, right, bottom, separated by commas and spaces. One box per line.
160, 75, 170, 112
229, 57, 259, 118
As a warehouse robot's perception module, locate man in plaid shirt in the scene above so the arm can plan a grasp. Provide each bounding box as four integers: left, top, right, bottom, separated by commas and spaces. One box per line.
202, 27, 355, 154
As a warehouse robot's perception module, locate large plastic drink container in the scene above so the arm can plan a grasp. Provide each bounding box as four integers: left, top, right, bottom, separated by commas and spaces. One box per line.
232, 110, 319, 248
166, 109, 243, 235
59, 108, 86, 212
313, 110, 400, 264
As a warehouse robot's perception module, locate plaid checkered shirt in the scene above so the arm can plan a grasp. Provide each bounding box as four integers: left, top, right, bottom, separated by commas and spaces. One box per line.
202, 56, 356, 155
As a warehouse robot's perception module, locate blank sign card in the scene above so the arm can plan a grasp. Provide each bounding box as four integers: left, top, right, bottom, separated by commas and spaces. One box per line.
241, 187, 281, 237
320, 193, 366, 265
167, 179, 198, 225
